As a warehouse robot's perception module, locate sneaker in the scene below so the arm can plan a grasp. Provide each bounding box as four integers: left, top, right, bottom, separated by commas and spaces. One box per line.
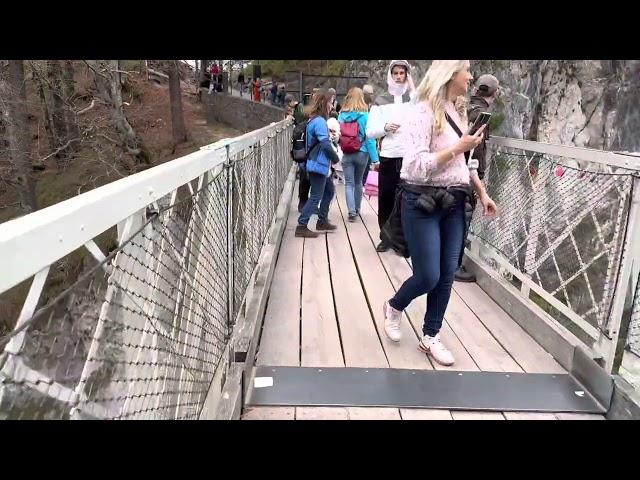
454, 265, 476, 283
348, 214, 357, 223
383, 301, 402, 342
295, 225, 319, 238
316, 219, 337, 231
418, 334, 455, 366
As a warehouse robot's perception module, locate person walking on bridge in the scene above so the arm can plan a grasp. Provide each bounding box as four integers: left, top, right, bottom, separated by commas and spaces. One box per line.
454, 73, 500, 283
295, 89, 341, 238
338, 87, 379, 222
253, 77, 262, 102
237, 71, 246, 97
382, 61, 497, 366
366, 60, 416, 252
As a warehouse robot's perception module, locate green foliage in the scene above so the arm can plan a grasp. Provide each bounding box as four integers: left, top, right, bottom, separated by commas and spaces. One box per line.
489, 112, 505, 131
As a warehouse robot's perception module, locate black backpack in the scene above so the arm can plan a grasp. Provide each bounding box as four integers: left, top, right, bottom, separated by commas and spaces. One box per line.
292, 119, 323, 163
290, 120, 308, 163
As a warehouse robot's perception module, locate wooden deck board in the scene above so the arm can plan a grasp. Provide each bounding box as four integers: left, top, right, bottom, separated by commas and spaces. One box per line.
257, 190, 303, 366
347, 407, 401, 420
451, 411, 506, 420
453, 282, 565, 374
248, 182, 604, 420
334, 187, 428, 370
358, 199, 478, 372
300, 231, 344, 367
503, 412, 558, 420
242, 406, 295, 420
326, 202, 389, 368
296, 407, 349, 420
445, 290, 524, 372
400, 409, 453, 420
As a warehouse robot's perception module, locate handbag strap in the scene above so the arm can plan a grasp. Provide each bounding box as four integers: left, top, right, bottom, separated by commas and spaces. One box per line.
445, 112, 470, 163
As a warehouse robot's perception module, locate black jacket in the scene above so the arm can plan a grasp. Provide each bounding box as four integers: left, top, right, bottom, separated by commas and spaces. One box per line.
467, 96, 491, 180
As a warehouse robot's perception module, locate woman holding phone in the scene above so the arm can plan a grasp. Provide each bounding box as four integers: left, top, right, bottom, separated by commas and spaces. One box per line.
381, 61, 497, 366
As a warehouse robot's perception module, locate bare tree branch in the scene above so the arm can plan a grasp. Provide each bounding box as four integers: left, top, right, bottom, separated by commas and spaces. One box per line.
95, 132, 120, 145
83, 60, 109, 80
76, 99, 96, 115
37, 138, 81, 163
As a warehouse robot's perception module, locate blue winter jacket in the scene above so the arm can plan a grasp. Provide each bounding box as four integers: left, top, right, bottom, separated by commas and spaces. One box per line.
305, 116, 340, 176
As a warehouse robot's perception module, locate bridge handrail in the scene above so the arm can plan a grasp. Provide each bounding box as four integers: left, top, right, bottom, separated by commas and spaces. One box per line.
488, 136, 640, 172
472, 136, 640, 373
0, 117, 294, 420
0, 119, 293, 295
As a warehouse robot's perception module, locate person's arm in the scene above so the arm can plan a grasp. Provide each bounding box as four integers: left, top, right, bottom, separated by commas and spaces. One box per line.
360, 114, 379, 163
470, 173, 497, 216
366, 104, 387, 139
402, 105, 487, 178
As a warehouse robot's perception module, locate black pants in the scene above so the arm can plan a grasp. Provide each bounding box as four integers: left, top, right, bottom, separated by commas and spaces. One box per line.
378, 156, 403, 241
299, 165, 310, 203
362, 156, 372, 186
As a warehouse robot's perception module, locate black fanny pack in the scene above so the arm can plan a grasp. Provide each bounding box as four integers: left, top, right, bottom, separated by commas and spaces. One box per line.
402, 183, 472, 215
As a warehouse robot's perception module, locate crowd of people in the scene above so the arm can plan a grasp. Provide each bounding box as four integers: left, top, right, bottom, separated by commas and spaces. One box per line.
285, 60, 500, 367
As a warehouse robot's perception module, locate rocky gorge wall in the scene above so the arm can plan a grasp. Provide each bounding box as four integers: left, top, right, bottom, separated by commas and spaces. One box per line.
348, 60, 640, 153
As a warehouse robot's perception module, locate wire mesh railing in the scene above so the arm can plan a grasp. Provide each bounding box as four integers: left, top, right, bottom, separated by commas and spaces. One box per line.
0, 119, 294, 419
469, 137, 640, 371
628, 272, 640, 358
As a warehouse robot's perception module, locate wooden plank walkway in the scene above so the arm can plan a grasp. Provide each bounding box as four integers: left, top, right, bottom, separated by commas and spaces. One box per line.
244, 182, 604, 420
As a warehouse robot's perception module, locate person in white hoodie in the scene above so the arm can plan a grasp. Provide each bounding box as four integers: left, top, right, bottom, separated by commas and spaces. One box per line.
366, 60, 416, 252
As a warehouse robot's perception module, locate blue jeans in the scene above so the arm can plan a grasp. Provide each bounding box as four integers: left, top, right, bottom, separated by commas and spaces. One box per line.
389, 189, 465, 337
342, 151, 369, 216
298, 171, 335, 226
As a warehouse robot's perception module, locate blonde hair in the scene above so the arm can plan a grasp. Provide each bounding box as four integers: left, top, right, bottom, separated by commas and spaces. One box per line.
341, 87, 368, 113
416, 61, 469, 134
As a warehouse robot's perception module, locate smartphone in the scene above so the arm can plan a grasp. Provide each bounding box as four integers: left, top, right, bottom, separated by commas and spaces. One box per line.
469, 112, 491, 135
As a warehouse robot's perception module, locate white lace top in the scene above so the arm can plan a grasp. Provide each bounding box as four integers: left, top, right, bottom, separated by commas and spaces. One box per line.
400, 100, 472, 187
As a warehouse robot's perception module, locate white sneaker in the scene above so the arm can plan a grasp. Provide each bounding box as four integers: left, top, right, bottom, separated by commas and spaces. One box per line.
418, 333, 455, 366
383, 301, 402, 342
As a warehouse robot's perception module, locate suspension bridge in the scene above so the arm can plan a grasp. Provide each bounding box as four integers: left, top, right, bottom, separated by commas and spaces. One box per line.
1, 112, 639, 420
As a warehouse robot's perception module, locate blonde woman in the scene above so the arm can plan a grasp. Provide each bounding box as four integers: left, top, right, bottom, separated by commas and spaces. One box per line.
337, 87, 379, 221
382, 61, 497, 366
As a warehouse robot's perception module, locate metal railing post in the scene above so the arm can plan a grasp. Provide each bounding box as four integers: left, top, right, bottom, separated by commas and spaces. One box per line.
600, 175, 640, 373
225, 144, 235, 336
